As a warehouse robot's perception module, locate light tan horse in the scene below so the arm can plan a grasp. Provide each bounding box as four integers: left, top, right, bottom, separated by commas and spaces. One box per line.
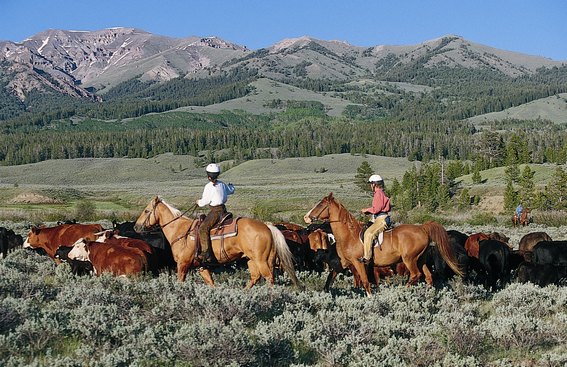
134, 196, 300, 288
304, 193, 463, 296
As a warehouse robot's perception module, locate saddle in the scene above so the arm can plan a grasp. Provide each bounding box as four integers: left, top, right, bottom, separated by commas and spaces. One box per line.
190, 212, 240, 240
359, 217, 393, 246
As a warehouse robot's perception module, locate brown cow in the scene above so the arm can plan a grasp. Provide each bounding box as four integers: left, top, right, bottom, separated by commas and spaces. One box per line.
518, 232, 552, 252
23, 223, 104, 260
68, 236, 152, 276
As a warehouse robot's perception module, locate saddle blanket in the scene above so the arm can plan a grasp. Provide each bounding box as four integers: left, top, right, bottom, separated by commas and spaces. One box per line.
190, 217, 240, 240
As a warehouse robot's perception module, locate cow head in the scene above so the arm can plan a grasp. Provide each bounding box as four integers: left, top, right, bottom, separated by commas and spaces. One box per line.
23, 226, 43, 248
55, 246, 73, 261
68, 239, 90, 262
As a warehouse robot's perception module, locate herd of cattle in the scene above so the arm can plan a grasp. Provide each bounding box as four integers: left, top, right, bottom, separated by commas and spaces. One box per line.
0, 220, 566, 290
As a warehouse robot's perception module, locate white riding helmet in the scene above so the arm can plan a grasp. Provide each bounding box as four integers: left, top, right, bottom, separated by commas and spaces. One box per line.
368, 174, 383, 183
205, 163, 221, 174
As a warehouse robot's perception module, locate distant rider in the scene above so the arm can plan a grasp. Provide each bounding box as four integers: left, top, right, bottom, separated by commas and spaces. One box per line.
196, 163, 235, 263
359, 174, 391, 264
515, 203, 523, 219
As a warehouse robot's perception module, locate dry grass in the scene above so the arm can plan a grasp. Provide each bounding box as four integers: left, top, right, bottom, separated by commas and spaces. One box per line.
0, 153, 563, 227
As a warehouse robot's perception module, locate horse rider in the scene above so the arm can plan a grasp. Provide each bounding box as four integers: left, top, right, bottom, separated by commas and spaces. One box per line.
515, 203, 523, 220
196, 163, 235, 263
359, 174, 391, 264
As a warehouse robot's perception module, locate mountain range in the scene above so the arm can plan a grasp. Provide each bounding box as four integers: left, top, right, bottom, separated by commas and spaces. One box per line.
1, 27, 566, 122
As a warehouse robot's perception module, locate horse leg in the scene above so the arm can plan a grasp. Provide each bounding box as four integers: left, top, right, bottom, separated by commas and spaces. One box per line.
422, 264, 433, 286
256, 260, 275, 286
351, 262, 372, 296
323, 270, 338, 292
246, 259, 262, 288
198, 268, 215, 287
177, 262, 191, 282
373, 266, 381, 285
403, 259, 422, 286
350, 265, 362, 287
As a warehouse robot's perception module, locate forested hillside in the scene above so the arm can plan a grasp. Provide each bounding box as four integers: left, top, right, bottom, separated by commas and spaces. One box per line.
2, 32, 567, 169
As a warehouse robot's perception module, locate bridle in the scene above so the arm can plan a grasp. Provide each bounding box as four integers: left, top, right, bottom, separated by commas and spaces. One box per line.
139, 199, 161, 231
308, 199, 332, 222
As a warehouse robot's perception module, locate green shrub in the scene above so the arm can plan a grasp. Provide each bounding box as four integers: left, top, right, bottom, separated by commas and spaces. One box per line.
468, 212, 498, 226
75, 200, 96, 221
407, 210, 445, 225
531, 210, 567, 227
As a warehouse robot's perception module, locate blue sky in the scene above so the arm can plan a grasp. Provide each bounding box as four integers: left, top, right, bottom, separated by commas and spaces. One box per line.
2, 0, 566, 61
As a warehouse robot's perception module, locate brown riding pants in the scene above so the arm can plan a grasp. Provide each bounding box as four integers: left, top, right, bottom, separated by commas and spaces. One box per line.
199, 205, 226, 254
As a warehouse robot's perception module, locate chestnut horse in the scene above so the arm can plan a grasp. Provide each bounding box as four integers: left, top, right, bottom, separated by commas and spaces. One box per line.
304, 193, 463, 296
134, 196, 300, 288
512, 208, 530, 227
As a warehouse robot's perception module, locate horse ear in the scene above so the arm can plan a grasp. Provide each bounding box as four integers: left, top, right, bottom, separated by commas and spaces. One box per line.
328, 192, 334, 198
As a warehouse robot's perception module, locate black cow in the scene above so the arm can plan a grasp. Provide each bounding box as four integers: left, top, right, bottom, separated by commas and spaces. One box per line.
447, 230, 469, 248
471, 239, 511, 291
418, 239, 469, 285
532, 241, 567, 266
515, 262, 567, 287
0, 227, 24, 259
55, 245, 94, 276
113, 221, 176, 274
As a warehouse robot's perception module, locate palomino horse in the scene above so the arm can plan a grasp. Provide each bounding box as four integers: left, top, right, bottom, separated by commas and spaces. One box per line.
134, 196, 300, 288
304, 193, 463, 296
512, 208, 530, 227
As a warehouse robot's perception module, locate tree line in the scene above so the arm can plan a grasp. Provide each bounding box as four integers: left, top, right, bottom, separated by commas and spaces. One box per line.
1, 110, 567, 168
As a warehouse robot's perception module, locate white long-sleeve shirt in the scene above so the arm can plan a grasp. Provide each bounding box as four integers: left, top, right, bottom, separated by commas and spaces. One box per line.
196, 180, 235, 207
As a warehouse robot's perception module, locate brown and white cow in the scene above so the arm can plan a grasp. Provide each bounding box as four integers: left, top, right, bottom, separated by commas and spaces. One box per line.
23, 223, 104, 260
68, 236, 152, 276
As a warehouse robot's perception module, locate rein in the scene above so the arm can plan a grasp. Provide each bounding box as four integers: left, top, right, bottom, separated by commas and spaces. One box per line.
160, 203, 199, 229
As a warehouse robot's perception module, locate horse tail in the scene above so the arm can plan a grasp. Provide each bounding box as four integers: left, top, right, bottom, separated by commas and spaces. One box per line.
422, 221, 464, 277
267, 224, 302, 289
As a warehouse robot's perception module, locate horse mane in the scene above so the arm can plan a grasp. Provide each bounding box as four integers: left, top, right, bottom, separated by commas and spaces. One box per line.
330, 196, 361, 231
159, 199, 184, 218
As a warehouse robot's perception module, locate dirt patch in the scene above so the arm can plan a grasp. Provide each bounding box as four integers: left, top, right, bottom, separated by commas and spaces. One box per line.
8, 193, 62, 204
478, 194, 504, 214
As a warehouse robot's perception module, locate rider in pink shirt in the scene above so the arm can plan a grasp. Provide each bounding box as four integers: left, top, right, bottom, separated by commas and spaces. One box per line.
359, 174, 391, 264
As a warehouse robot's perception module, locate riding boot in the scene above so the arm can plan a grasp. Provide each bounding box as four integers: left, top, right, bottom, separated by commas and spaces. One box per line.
198, 205, 224, 264
204, 247, 217, 264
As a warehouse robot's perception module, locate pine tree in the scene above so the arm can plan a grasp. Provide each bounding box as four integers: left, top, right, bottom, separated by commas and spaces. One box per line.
546, 166, 567, 209
354, 161, 374, 193
458, 188, 471, 209
518, 165, 536, 207
504, 177, 517, 212
471, 166, 482, 184
437, 183, 451, 209
505, 163, 520, 183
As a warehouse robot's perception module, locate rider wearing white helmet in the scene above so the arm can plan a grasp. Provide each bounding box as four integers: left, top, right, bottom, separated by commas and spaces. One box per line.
196, 163, 235, 263
359, 174, 391, 264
